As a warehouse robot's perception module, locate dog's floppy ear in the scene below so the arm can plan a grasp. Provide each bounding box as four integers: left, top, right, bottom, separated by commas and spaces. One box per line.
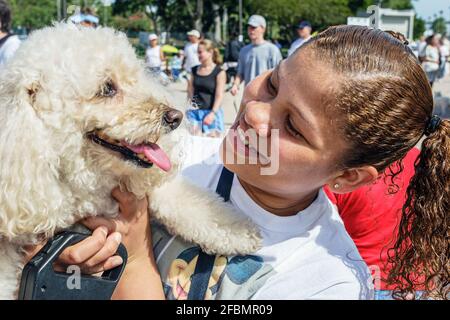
0, 78, 65, 240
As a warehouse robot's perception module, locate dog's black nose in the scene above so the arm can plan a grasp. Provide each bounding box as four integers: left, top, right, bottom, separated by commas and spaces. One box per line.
163, 109, 183, 130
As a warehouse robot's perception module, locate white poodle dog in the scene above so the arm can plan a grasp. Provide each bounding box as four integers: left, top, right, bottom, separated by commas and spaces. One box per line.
0, 23, 261, 300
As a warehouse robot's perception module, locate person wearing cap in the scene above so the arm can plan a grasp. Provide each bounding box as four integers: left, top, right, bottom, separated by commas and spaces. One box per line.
183, 30, 201, 73
145, 33, 165, 75
230, 15, 282, 96
80, 7, 99, 28
80, 15, 99, 28
288, 21, 312, 57
0, 0, 21, 68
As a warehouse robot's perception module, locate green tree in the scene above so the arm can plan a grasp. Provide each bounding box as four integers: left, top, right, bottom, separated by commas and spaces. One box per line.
413, 15, 425, 40
380, 0, 414, 10
246, 0, 351, 43
348, 0, 415, 13
112, 0, 159, 32
9, 0, 107, 31
111, 13, 153, 33
113, 0, 197, 34
9, 0, 57, 31
112, 0, 148, 16
348, 0, 372, 14
432, 17, 447, 35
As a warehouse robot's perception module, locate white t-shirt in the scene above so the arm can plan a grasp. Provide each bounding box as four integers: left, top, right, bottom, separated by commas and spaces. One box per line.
183, 42, 200, 72
422, 45, 440, 72
146, 45, 162, 68
440, 44, 449, 60
288, 36, 311, 57
152, 136, 374, 300
418, 41, 427, 56
0, 35, 21, 68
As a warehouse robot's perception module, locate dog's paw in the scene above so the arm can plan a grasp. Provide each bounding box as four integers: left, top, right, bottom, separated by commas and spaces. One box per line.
199, 218, 262, 256
150, 175, 263, 256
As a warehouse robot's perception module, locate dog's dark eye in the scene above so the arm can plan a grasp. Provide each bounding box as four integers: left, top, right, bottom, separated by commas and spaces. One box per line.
98, 80, 117, 98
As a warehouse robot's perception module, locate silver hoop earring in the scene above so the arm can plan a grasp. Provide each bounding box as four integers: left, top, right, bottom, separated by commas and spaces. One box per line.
334, 183, 340, 189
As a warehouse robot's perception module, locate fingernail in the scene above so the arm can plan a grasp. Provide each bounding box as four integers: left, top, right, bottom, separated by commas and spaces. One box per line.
112, 232, 122, 244
99, 227, 108, 238
112, 256, 123, 266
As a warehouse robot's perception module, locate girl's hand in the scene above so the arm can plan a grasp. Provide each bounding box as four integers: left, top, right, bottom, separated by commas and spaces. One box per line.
56, 227, 124, 274
230, 83, 239, 96
203, 111, 216, 126
24, 187, 151, 275
24, 187, 164, 299
23, 226, 124, 275
82, 186, 152, 264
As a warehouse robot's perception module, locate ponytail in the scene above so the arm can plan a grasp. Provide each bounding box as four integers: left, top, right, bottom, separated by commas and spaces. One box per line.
388, 119, 450, 299
212, 48, 223, 65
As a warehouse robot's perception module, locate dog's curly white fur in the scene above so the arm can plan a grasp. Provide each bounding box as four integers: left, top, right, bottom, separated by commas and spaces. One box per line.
0, 23, 261, 300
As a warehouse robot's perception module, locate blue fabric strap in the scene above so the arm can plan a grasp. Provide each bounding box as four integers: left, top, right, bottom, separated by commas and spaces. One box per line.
187, 252, 217, 300
215, 166, 234, 201
187, 166, 234, 300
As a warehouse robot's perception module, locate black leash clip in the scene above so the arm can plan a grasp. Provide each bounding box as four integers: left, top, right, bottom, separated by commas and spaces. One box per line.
19, 231, 127, 300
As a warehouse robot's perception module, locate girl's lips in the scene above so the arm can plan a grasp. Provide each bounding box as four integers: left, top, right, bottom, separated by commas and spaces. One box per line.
227, 120, 271, 165
239, 116, 271, 164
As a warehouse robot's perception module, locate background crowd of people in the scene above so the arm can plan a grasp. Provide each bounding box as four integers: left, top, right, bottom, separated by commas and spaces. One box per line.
136, 13, 450, 138
0, 0, 20, 67
2, 1, 449, 133
417, 33, 450, 87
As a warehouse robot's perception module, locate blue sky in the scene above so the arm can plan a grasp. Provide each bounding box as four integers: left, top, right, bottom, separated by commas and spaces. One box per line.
414, 0, 450, 20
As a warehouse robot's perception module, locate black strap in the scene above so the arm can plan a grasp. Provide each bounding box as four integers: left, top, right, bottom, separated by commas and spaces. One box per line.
0, 34, 13, 50
215, 166, 234, 201
187, 166, 234, 300
187, 252, 216, 300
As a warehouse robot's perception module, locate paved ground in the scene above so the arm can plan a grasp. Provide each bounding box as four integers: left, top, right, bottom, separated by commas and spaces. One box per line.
433, 73, 450, 119
166, 71, 450, 128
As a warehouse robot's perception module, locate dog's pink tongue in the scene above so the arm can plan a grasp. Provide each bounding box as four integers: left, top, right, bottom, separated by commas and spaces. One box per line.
124, 142, 171, 172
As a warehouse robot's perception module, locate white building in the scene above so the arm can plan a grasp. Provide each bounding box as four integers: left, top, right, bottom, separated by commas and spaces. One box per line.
348, 8, 415, 41
377, 9, 415, 40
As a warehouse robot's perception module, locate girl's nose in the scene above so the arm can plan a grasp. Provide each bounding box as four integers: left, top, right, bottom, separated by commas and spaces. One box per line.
243, 100, 271, 137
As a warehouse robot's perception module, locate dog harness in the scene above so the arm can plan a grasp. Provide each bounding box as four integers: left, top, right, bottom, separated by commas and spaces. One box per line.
187, 166, 234, 300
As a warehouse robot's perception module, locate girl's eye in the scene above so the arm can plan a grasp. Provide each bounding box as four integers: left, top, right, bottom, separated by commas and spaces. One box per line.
98, 80, 117, 98
266, 74, 277, 95
285, 115, 303, 139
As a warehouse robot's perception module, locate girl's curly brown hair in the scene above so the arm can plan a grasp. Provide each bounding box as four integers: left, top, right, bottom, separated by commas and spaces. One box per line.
302, 25, 449, 299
